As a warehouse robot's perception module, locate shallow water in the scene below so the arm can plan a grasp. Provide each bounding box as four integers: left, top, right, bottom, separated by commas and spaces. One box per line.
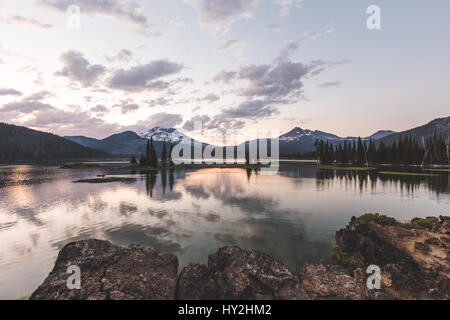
0, 164, 448, 299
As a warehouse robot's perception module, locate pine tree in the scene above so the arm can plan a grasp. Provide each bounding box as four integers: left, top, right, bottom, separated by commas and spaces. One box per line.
161, 142, 167, 166
148, 138, 158, 167
144, 140, 151, 166
139, 154, 146, 167
356, 137, 364, 165
130, 155, 137, 166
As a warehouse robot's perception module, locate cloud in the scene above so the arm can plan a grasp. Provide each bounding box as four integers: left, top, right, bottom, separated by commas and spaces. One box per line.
318, 81, 340, 88
221, 100, 278, 119
23, 91, 52, 101
0, 98, 119, 138
0, 88, 23, 96
115, 102, 140, 114
117, 49, 133, 61
183, 114, 212, 131
217, 39, 239, 51
274, 0, 303, 17
56, 51, 106, 87
0, 15, 56, 29
105, 48, 134, 62
1, 101, 53, 113
185, 0, 260, 35
276, 30, 333, 62
196, 100, 276, 133
209, 37, 342, 130
200, 93, 220, 102
39, 0, 157, 36
206, 117, 246, 131
134, 112, 184, 130
213, 70, 237, 83
217, 39, 247, 53
108, 60, 184, 92
146, 97, 173, 108
90, 104, 109, 115
215, 61, 313, 102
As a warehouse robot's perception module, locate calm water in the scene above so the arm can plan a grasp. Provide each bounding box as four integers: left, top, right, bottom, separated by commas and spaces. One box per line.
0, 164, 449, 299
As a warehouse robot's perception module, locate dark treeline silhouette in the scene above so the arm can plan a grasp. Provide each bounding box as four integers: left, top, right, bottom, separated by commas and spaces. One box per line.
132, 138, 269, 167
314, 134, 449, 165
134, 137, 173, 167
0, 123, 109, 161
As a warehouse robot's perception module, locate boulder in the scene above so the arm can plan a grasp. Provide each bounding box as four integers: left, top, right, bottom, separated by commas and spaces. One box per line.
298, 264, 368, 300
176, 246, 308, 300
30, 239, 178, 300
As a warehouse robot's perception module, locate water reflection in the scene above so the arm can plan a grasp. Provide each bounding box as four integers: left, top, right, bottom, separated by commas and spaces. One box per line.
312, 169, 449, 196
0, 165, 448, 299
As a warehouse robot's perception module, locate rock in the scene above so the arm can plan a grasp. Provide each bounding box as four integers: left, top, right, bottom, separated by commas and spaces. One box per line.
298, 264, 368, 300
434, 216, 450, 234
30, 215, 450, 300
176, 246, 308, 300
175, 263, 218, 300
30, 239, 178, 300
426, 217, 439, 224
335, 216, 450, 299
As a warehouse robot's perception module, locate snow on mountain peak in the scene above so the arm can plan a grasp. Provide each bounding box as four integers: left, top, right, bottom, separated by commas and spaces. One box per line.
139, 127, 191, 143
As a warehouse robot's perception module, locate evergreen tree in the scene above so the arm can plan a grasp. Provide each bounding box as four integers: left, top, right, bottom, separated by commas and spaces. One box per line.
130, 155, 137, 166
139, 154, 146, 167
161, 142, 167, 166
356, 137, 364, 165
148, 138, 158, 167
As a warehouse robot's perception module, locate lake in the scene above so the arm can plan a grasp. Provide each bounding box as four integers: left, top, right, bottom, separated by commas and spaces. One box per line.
0, 164, 449, 299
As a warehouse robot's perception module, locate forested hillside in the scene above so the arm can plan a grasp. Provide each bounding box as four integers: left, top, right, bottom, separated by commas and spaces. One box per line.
379, 116, 450, 144
0, 123, 110, 161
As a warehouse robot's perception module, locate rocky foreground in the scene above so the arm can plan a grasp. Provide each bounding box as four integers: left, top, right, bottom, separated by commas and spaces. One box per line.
30, 215, 450, 300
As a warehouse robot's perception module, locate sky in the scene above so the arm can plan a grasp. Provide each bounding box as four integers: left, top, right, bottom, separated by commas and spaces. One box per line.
0, 0, 449, 144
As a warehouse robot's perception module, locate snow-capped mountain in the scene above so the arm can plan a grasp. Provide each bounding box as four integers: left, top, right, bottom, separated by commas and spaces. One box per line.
139, 127, 192, 144
277, 127, 397, 153
65, 126, 399, 156
280, 127, 341, 142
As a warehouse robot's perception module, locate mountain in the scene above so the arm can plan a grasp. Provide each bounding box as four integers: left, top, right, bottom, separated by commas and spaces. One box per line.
369, 130, 397, 140
379, 116, 450, 144
139, 127, 192, 144
63, 136, 100, 149
0, 123, 110, 161
63, 117, 449, 157
277, 127, 396, 154
66, 128, 198, 156
278, 128, 342, 153
66, 131, 147, 156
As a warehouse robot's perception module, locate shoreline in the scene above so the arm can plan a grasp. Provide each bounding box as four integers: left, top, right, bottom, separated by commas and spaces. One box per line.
30, 214, 449, 300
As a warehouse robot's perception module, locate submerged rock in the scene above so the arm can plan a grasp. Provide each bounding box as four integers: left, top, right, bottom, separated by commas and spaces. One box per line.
30, 239, 178, 300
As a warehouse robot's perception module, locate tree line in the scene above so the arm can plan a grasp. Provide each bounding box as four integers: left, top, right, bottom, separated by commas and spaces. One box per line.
314, 133, 449, 165
130, 138, 174, 167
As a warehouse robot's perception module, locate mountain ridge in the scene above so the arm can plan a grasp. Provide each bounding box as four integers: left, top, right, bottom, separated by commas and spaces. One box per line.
65, 116, 449, 156
0, 122, 110, 161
